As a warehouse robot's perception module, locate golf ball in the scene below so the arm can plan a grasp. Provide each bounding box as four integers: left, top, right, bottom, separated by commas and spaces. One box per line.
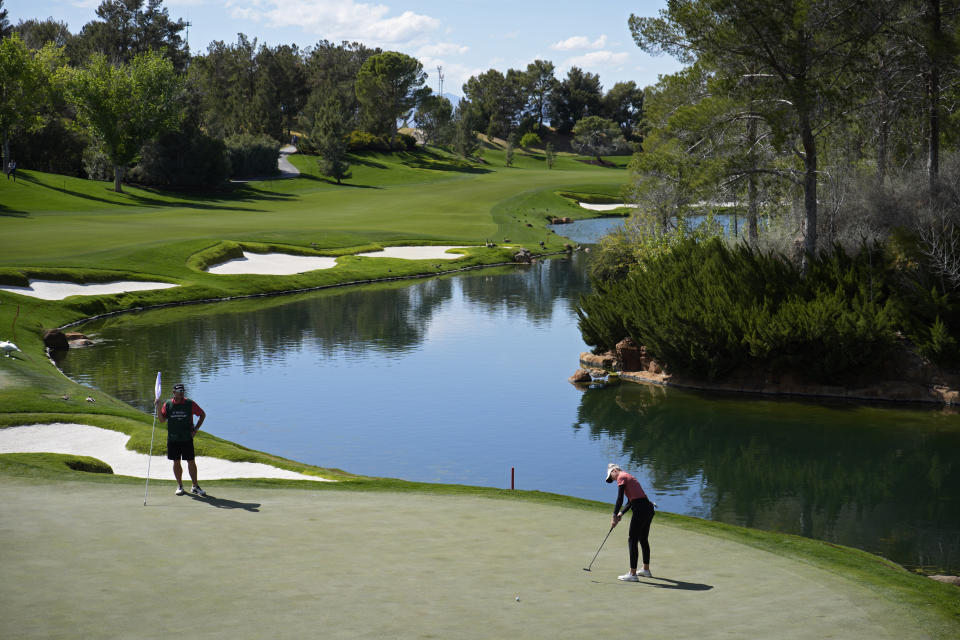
515, 596, 520, 602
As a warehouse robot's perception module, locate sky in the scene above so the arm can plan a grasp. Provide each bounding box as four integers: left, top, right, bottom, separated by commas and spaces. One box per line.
6, 0, 684, 97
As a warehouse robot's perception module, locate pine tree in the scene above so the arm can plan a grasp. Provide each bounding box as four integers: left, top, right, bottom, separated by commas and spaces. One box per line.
313, 96, 350, 184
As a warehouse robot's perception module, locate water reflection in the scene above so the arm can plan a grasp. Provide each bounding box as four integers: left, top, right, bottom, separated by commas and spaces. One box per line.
57, 257, 590, 414
56, 220, 960, 572
574, 383, 960, 571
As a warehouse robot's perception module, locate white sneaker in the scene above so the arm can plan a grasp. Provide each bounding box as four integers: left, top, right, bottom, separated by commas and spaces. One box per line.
191, 485, 206, 497
637, 569, 652, 578
175, 486, 185, 496
617, 573, 639, 582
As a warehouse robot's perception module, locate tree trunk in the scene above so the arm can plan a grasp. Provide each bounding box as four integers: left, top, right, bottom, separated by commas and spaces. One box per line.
927, 0, 942, 196
877, 94, 889, 190
2, 130, 9, 175
746, 116, 759, 246
929, 63, 940, 195
800, 117, 818, 272
113, 164, 124, 193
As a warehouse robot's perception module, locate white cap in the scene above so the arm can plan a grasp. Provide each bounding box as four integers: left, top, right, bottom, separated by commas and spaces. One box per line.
605, 463, 621, 483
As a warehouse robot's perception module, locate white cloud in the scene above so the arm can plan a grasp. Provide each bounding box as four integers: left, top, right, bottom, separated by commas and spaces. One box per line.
228, 0, 440, 45
551, 34, 607, 51
229, 7, 263, 22
417, 42, 469, 57
163, 0, 210, 7
566, 50, 630, 68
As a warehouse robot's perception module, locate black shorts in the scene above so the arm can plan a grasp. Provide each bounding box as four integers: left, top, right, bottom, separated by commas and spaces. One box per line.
167, 439, 195, 461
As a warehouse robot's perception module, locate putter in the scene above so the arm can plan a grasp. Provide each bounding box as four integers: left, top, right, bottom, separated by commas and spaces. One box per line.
583, 511, 624, 571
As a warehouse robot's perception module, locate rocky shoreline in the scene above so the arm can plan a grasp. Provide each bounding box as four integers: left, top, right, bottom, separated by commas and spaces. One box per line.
572, 338, 960, 406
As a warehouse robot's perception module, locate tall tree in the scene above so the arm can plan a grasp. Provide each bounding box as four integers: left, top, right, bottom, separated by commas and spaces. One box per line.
189, 34, 259, 139
462, 68, 526, 139
0, 0, 12, 38
631, 0, 882, 261
0, 34, 63, 171
524, 59, 557, 131
549, 66, 602, 133
312, 96, 350, 184
74, 0, 189, 71
355, 51, 427, 146
603, 81, 645, 142
452, 98, 479, 159
251, 43, 306, 140
15, 18, 73, 50
415, 93, 453, 147
571, 115, 627, 163
64, 50, 183, 192
301, 40, 379, 135
898, 1, 960, 194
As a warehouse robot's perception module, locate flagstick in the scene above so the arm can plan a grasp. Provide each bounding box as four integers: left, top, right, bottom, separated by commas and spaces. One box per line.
144, 371, 161, 506
143, 409, 158, 505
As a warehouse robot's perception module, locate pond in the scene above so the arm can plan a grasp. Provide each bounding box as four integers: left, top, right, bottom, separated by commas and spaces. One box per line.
57, 218, 960, 572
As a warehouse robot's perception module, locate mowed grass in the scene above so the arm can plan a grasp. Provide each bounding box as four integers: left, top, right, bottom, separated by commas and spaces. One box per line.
3, 145, 958, 636
0, 145, 624, 320
0, 145, 623, 413
0, 146, 622, 265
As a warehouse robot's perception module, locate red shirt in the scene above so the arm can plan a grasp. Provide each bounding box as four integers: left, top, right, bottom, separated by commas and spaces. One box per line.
160, 397, 204, 419
617, 471, 647, 501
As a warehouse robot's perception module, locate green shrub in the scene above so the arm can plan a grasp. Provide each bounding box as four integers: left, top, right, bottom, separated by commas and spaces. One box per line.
578, 239, 899, 382
347, 130, 391, 151
346, 130, 416, 152
918, 316, 960, 366
396, 132, 417, 151
129, 131, 230, 187
520, 132, 541, 149
82, 145, 113, 181
224, 133, 280, 178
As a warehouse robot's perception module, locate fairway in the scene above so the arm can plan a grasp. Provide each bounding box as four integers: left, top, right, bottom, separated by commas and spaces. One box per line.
0, 478, 932, 639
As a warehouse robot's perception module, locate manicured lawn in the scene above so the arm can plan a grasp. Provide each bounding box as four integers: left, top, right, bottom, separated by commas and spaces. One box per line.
2, 146, 957, 637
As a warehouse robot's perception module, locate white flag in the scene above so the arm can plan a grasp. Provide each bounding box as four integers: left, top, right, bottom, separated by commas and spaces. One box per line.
154, 371, 162, 402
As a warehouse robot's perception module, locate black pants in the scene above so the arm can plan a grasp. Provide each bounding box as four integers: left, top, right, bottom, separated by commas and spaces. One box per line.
628, 498, 655, 568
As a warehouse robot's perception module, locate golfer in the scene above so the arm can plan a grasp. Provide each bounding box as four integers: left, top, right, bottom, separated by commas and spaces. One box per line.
606, 463, 655, 581
155, 382, 206, 496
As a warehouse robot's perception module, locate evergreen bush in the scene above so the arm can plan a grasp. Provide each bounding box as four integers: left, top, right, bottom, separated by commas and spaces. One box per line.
578, 239, 899, 382
224, 133, 280, 178
347, 130, 391, 151
129, 131, 230, 187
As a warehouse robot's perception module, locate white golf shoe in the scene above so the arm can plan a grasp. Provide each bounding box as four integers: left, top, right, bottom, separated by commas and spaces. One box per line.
617, 573, 639, 582
191, 485, 206, 497
637, 568, 652, 578
175, 486, 185, 496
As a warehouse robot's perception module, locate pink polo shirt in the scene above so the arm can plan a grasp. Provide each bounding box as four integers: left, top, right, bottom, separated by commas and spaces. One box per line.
617, 471, 647, 501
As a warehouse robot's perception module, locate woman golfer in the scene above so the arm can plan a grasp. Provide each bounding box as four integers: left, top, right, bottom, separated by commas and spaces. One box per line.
606, 463, 655, 581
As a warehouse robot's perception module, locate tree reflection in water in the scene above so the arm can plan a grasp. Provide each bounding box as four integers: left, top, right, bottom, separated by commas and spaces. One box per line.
573, 382, 960, 572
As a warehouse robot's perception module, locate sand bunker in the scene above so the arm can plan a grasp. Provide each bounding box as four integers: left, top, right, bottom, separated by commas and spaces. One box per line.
0, 280, 177, 300
355, 246, 472, 260
0, 423, 330, 482
206, 252, 338, 275
577, 202, 638, 211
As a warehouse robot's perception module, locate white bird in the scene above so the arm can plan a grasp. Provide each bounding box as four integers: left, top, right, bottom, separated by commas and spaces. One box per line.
0, 341, 20, 357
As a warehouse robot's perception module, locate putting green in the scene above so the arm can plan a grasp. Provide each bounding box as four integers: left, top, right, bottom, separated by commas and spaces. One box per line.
0, 479, 931, 639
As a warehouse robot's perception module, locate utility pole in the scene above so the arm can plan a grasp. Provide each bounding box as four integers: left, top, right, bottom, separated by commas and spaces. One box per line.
183, 21, 192, 67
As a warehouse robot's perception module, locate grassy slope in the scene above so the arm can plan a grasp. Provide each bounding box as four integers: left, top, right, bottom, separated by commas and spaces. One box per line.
1, 145, 957, 635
